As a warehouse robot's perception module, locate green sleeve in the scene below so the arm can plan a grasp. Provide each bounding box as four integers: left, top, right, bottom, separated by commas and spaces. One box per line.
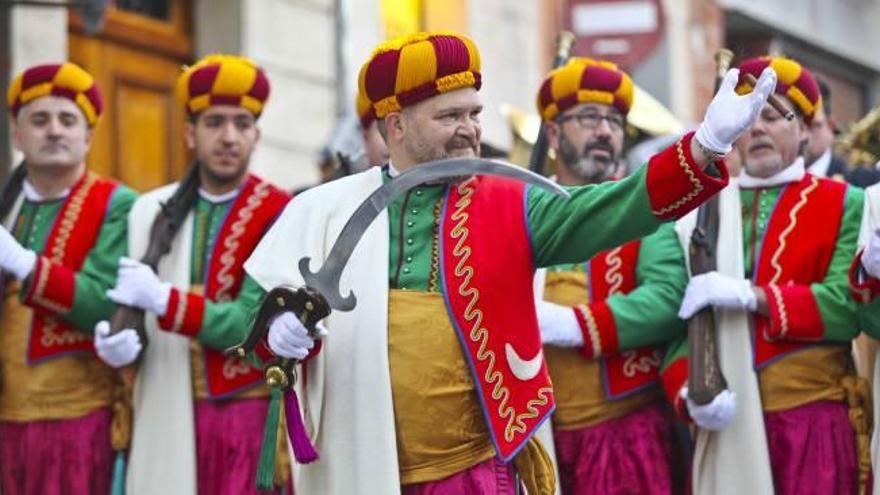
608, 224, 688, 350
528, 165, 663, 268
814, 187, 863, 341
197, 275, 267, 350
859, 297, 880, 338
63, 186, 137, 332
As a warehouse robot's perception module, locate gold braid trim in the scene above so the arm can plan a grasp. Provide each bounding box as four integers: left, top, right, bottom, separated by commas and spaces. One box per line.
215, 181, 271, 301
576, 304, 601, 358
651, 139, 704, 217
32, 172, 98, 312
428, 196, 442, 292
603, 247, 624, 295
769, 176, 819, 284
766, 284, 788, 338
449, 178, 553, 442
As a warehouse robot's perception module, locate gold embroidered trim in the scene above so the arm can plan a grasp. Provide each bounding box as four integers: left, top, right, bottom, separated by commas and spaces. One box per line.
428, 196, 442, 292
449, 178, 553, 442
215, 181, 271, 301
31, 172, 98, 312
172, 291, 188, 333
651, 139, 704, 217
622, 349, 663, 378
767, 283, 788, 337
603, 247, 624, 295
576, 304, 601, 357
768, 176, 819, 284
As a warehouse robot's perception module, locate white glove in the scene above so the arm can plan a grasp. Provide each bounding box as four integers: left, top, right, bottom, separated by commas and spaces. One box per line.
536, 299, 584, 347
681, 387, 737, 431
678, 271, 757, 320
93, 320, 142, 368
862, 230, 880, 279
106, 257, 172, 315
695, 67, 777, 154
267, 311, 328, 360
0, 226, 36, 280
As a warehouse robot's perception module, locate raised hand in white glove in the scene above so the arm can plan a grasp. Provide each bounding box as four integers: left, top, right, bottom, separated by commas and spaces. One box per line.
695, 67, 777, 155
678, 271, 757, 320
93, 320, 142, 368
681, 387, 737, 431
536, 299, 584, 347
267, 312, 327, 360
0, 226, 36, 280
862, 230, 880, 279
106, 257, 172, 315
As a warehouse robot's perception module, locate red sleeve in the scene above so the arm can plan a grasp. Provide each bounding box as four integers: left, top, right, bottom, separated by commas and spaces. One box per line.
23, 256, 76, 313
759, 283, 824, 341
572, 302, 620, 359
646, 132, 730, 221
157, 287, 205, 338
660, 356, 690, 421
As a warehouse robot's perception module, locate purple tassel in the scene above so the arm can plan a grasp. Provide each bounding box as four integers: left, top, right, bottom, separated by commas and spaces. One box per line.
284, 389, 319, 463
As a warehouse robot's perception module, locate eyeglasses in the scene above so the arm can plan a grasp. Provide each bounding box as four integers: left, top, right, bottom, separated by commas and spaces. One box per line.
558, 111, 625, 132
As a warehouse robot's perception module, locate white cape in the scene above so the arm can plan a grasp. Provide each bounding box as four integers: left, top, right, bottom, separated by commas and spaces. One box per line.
675, 181, 775, 494
858, 183, 880, 495
244, 167, 399, 495
125, 184, 199, 495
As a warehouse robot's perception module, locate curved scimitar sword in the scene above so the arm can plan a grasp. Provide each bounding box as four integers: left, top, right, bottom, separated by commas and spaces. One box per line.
232, 157, 569, 389
300, 157, 569, 311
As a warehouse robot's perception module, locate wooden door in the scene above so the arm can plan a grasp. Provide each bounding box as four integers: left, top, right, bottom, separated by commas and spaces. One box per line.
68, 1, 193, 192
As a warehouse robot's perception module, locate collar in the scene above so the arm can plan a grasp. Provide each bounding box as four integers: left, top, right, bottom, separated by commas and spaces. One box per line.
807, 149, 832, 177
23, 179, 69, 202
387, 161, 400, 178
739, 157, 806, 189
198, 187, 239, 204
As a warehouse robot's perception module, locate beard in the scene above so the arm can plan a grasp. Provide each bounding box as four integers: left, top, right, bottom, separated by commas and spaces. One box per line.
558, 133, 618, 183
406, 134, 479, 164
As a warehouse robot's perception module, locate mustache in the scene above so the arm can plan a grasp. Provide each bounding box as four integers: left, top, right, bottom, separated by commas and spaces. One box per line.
583, 140, 615, 158
446, 135, 477, 150
748, 137, 776, 153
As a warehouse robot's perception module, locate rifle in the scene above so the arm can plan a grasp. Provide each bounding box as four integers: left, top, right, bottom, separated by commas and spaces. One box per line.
107, 163, 201, 346
686, 49, 734, 406
528, 31, 576, 175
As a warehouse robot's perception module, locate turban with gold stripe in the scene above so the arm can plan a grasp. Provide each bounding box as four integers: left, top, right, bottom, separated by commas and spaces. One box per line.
356, 87, 375, 129
176, 54, 271, 118
7, 62, 103, 126
536, 57, 634, 122
358, 31, 481, 120
736, 56, 821, 123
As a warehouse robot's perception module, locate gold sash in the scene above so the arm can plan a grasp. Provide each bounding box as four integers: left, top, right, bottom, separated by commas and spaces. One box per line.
543, 272, 659, 430
0, 281, 116, 421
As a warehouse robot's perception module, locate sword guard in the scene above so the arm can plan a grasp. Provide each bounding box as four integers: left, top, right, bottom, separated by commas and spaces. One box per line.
227, 285, 331, 390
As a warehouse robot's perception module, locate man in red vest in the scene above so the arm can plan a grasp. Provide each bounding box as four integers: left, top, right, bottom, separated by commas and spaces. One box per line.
0, 62, 137, 494
92, 55, 292, 494
531, 57, 688, 495
665, 56, 866, 494
244, 31, 774, 495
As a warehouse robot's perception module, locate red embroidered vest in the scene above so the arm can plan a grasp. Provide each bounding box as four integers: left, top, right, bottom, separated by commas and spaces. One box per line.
439, 176, 554, 461
201, 175, 290, 398
26, 172, 119, 363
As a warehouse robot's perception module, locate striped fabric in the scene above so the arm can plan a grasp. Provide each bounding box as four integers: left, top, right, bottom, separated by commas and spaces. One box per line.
536, 57, 634, 122
7, 62, 103, 126
358, 31, 481, 120
176, 54, 270, 118
736, 56, 821, 123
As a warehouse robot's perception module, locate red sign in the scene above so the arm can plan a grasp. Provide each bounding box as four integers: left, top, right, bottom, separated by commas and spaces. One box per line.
565, 0, 665, 70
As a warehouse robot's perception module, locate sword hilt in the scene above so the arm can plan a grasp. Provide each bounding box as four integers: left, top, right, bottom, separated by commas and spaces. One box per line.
227, 285, 330, 390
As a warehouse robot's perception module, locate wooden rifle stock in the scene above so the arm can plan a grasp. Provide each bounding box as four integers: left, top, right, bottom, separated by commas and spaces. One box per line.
528, 31, 576, 175
686, 49, 733, 406
107, 164, 201, 349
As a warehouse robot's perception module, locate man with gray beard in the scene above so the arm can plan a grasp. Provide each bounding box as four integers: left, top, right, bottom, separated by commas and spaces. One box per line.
531, 57, 690, 494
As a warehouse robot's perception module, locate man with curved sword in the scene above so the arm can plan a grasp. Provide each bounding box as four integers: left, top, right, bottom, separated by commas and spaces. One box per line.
528, 57, 689, 495
242, 31, 770, 495
665, 56, 867, 494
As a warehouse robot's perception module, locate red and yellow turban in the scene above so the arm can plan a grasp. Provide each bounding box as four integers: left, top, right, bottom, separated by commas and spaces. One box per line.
736, 56, 821, 123
356, 88, 375, 129
176, 54, 271, 118
6, 62, 103, 126
537, 57, 634, 122
358, 31, 481, 120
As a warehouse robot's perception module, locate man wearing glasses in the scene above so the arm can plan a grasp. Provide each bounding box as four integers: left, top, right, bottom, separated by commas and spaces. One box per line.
532, 57, 689, 494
